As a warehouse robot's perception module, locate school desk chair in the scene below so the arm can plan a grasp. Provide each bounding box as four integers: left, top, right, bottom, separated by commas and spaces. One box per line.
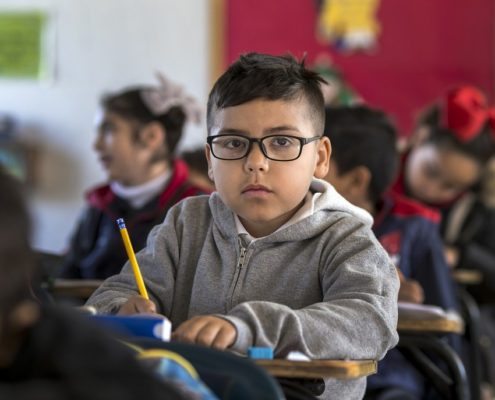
129, 338, 285, 400
397, 303, 470, 400
35, 250, 65, 280
457, 284, 483, 400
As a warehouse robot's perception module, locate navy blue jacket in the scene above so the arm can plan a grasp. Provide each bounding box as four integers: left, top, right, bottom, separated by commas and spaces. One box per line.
367, 193, 459, 397
60, 159, 208, 280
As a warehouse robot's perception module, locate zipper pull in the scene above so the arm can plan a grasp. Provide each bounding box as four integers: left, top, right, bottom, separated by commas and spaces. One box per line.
237, 236, 247, 269
238, 246, 247, 268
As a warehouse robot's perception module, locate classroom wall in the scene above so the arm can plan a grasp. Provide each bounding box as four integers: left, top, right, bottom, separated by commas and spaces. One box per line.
0, 0, 209, 253
225, 0, 494, 134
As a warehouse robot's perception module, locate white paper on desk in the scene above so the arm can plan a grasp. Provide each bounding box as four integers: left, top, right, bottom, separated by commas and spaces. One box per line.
286, 351, 311, 361
398, 302, 461, 322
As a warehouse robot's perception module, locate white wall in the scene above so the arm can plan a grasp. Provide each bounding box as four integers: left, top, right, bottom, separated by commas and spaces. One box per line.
0, 0, 210, 253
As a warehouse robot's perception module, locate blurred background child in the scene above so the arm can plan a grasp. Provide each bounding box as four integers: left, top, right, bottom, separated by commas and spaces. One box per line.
323, 105, 459, 400
392, 85, 495, 271
180, 148, 215, 192
60, 74, 210, 280
0, 168, 190, 400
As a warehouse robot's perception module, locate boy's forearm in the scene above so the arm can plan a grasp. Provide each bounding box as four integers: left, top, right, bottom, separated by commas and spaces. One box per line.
85, 267, 144, 314
86, 288, 131, 314
223, 297, 399, 360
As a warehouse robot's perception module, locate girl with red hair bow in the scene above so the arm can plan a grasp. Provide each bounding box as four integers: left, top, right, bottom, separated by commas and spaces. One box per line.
393, 85, 495, 208
393, 84, 495, 391
393, 84, 495, 288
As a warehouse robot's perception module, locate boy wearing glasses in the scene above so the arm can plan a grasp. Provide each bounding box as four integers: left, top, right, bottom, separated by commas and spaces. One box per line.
88, 53, 399, 399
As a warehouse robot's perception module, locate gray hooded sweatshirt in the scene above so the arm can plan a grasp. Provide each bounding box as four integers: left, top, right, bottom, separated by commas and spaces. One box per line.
87, 179, 399, 399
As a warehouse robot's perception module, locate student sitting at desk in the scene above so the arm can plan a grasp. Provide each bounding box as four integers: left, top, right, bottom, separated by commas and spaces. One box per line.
0, 169, 192, 400
323, 106, 459, 400
86, 52, 399, 400
60, 74, 209, 280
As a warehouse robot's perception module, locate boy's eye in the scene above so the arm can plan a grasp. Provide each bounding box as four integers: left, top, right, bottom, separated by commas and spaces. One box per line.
269, 136, 294, 147
98, 122, 115, 136
224, 138, 247, 149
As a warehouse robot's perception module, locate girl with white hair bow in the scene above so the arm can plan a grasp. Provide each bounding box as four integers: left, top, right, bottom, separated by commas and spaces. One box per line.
59, 74, 209, 281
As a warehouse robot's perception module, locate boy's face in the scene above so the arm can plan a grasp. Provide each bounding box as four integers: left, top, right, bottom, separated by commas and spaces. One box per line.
93, 110, 161, 186
206, 98, 331, 237
405, 143, 481, 205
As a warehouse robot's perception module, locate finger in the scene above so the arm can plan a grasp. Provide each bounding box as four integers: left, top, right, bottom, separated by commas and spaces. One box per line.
414, 284, 425, 304
171, 321, 190, 341
211, 325, 237, 350
195, 321, 223, 347
173, 317, 208, 343
135, 298, 157, 314
117, 296, 142, 315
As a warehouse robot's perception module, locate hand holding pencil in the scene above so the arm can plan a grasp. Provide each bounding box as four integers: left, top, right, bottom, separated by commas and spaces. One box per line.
116, 218, 149, 300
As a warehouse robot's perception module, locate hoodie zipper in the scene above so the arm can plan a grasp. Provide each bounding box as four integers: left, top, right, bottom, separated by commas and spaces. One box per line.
229, 237, 248, 309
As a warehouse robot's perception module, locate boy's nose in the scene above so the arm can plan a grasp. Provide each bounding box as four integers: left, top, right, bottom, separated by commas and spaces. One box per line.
244, 142, 269, 172
93, 133, 104, 152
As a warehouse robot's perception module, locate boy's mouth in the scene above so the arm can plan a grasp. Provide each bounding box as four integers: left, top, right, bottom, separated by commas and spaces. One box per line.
242, 184, 272, 194
99, 155, 112, 168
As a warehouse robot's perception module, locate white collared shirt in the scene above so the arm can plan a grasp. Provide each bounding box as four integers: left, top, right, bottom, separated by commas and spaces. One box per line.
110, 171, 171, 209
234, 191, 321, 242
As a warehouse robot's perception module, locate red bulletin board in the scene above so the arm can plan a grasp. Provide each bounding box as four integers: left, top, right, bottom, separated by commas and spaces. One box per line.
219, 0, 495, 135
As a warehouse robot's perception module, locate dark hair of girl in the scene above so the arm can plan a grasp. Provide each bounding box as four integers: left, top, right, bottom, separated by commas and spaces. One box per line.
101, 88, 186, 159
419, 105, 495, 164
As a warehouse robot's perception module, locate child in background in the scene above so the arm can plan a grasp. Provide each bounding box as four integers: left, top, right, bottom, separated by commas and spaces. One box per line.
60, 74, 209, 280
180, 148, 215, 191
323, 106, 459, 400
392, 85, 495, 269
87, 53, 399, 400
0, 169, 190, 400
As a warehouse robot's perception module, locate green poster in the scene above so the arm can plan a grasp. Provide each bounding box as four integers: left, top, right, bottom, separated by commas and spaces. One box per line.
0, 12, 47, 79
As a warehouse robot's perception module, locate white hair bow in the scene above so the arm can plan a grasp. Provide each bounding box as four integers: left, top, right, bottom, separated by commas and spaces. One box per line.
140, 72, 202, 124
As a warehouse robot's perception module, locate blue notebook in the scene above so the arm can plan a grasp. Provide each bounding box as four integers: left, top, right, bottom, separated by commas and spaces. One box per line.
91, 314, 172, 341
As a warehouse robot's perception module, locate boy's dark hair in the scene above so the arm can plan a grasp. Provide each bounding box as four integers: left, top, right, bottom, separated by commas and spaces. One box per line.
102, 88, 186, 157
419, 105, 495, 164
324, 106, 399, 204
0, 169, 35, 312
181, 148, 208, 176
207, 53, 326, 135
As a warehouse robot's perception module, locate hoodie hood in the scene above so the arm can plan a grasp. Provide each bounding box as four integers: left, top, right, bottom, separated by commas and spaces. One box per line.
311, 178, 373, 224
209, 178, 373, 243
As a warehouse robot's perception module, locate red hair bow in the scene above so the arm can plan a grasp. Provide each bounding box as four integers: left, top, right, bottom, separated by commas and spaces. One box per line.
443, 85, 495, 142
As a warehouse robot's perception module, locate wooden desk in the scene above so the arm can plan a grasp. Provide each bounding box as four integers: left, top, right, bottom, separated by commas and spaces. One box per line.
397, 302, 464, 334
255, 358, 377, 379
453, 268, 483, 285
397, 303, 468, 399
51, 279, 103, 299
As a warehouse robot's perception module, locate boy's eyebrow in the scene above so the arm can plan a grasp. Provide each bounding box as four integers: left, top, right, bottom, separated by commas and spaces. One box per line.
216, 126, 302, 136
97, 119, 113, 130
216, 128, 247, 136
265, 125, 301, 135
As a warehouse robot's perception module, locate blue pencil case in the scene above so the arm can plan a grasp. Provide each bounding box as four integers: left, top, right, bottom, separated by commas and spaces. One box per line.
91, 314, 172, 341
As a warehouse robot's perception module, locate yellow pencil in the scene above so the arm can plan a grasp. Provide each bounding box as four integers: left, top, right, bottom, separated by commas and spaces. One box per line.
116, 218, 149, 300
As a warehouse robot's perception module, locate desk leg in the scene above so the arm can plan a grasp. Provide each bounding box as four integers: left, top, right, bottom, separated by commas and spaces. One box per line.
398, 335, 470, 400
459, 288, 482, 400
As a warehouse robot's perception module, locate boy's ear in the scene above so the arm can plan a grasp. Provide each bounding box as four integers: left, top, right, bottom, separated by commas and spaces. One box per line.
346, 166, 372, 200
139, 122, 166, 150
205, 144, 215, 182
313, 136, 332, 179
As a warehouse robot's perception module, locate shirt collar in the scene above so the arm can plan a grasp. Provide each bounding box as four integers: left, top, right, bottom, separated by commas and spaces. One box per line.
234, 191, 320, 242
110, 170, 171, 209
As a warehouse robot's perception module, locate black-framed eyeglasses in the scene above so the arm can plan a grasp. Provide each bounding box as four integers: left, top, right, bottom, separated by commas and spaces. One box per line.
206, 134, 322, 161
